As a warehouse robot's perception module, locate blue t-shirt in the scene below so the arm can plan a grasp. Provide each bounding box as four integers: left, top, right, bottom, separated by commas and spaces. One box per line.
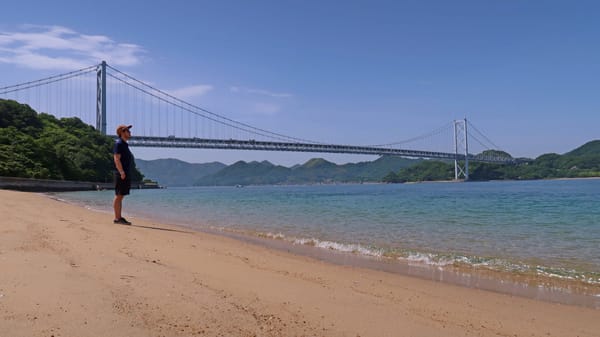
113, 138, 133, 174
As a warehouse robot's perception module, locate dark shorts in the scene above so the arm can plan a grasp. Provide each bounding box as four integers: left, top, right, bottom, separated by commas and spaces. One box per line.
115, 173, 131, 196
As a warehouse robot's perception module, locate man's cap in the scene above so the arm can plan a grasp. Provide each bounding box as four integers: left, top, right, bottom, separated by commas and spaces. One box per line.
116, 124, 132, 136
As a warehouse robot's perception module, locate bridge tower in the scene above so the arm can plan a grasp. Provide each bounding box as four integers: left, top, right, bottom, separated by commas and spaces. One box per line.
96, 61, 107, 135
454, 118, 469, 181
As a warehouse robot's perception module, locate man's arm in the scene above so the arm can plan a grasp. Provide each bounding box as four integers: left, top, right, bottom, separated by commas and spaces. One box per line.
114, 154, 126, 180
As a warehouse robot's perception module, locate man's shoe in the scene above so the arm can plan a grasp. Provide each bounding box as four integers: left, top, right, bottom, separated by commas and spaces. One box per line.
113, 217, 132, 225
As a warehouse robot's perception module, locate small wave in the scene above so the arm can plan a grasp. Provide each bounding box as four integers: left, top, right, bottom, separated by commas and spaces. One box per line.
44, 194, 67, 203
311, 240, 383, 257
535, 266, 600, 285
264, 232, 286, 240
260, 232, 384, 257
404, 252, 454, 266
44, 194, 111, 215
404, 253, 600, 285
195, 226, 600, 286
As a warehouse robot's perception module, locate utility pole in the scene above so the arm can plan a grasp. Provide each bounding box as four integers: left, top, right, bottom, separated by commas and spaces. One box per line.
96, 61, 107, 135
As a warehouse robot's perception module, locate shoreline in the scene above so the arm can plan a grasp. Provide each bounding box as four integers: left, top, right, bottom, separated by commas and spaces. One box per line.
48, 190, 600, 309
163, 224, 600, 309
2, 189, 600, 336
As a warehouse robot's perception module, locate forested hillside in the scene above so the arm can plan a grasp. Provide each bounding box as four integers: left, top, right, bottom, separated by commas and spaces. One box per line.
383, 141, 600, 182
136, 158, 226, 186
193, 156, 418, 186
0, 99, 143, 182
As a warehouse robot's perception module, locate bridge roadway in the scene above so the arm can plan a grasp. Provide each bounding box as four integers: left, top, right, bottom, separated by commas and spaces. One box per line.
128, 136, 515, 164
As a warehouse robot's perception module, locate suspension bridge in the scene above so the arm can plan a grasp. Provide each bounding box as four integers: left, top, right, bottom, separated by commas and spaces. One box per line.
0, 61, 516, 180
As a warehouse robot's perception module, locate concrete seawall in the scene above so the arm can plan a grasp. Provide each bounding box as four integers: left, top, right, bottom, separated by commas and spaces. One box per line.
0, 177, 114, 192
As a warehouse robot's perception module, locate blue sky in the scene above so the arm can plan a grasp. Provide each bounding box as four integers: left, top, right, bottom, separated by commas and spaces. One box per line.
1, 0, 599, 165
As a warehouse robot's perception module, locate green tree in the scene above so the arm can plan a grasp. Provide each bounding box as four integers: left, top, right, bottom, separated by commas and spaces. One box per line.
0, 99, 144, 182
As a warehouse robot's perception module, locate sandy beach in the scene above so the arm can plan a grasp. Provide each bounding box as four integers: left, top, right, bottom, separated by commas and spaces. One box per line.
1, 189, 599, 337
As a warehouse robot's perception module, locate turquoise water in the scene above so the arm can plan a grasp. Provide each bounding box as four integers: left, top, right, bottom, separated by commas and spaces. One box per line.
55, 179, 600, 285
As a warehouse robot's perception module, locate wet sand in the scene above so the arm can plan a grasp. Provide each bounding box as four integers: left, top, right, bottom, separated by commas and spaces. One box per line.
211, 227, 600, 309
1, 189, 599, 337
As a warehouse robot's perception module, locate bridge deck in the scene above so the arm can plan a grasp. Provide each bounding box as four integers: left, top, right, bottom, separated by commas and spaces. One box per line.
128, 136, 514, 164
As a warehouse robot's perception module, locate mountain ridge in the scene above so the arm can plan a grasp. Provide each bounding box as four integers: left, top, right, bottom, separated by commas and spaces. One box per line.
135, 158, 226, 186
136, 156, 418, 186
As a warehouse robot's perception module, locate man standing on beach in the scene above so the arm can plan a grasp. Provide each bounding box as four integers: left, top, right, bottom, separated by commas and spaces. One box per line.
113, 124, 133, 225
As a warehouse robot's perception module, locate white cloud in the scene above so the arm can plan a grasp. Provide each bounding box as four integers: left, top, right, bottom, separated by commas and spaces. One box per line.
230, 86, 292, 98
0, 25, 144, 70
167, 85, 213, 99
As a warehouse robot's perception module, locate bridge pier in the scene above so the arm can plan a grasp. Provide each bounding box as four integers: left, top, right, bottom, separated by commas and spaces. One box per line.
96, 61, 107, 135
454, 118, 469, 181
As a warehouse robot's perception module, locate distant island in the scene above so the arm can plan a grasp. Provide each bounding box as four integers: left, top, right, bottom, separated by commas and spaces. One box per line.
2, 98, 599, 186
382, 142, 600, 183
136, 156, 419, 187
137, 140, 600, 186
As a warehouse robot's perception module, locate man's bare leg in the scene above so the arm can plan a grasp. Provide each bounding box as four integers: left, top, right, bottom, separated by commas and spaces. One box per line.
113, 194, 124, 220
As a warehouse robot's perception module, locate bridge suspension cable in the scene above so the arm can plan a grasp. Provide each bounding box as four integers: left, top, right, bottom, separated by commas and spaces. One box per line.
0, 65, 96, 95
1, 62, 516, 169
466, 120, 501, 151
1, 65, 98, 125
105, 64, 322, 144
366, 121, 454, 148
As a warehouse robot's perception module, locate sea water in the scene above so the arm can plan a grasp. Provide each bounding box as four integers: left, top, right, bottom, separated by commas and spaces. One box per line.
53, 179, 600, 306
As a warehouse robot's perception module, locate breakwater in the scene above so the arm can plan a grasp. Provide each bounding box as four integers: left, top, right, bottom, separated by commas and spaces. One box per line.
0, 176, 113, 192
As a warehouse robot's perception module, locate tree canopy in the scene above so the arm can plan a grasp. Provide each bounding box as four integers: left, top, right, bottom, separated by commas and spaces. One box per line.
0, 99, 144, 182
